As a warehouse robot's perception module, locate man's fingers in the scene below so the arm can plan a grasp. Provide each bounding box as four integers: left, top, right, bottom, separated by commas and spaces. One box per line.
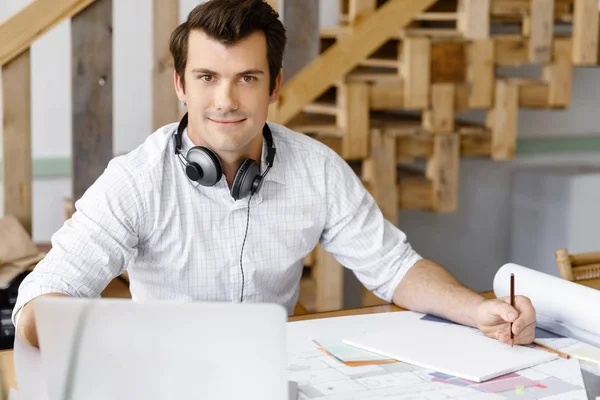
514, 321, 536, 345
512, 296, 536, 333
492, 300, 518, 323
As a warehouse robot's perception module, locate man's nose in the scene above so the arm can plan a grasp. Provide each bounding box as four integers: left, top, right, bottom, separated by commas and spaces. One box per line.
214, 82, 239, 112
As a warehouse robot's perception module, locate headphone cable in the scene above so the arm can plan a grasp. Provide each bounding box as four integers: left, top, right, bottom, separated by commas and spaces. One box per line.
239, 193, 253, 302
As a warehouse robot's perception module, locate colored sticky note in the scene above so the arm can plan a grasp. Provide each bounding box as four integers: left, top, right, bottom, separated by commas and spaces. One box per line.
534, 383, 547, 389
516, 385, 525, 395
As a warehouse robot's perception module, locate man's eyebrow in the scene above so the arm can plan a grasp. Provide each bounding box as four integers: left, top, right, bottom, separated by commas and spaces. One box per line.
235, 69, 265, 76
191, 68, 218, 75
190, 68, 265, 76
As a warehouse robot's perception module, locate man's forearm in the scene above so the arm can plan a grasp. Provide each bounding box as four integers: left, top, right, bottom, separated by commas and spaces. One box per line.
17, 293, 71, 348
392, 259, 486, 327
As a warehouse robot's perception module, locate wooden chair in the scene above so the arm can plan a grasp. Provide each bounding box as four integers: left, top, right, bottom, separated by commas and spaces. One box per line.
555, 248, 600, 282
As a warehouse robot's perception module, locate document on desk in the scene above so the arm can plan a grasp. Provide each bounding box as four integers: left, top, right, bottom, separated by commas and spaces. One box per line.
494, 263, 600, 347
287, 312, 589, 399
341, 317, 557, 382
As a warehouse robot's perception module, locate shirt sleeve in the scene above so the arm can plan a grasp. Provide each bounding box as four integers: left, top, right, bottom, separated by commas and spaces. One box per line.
319, 154, 423, 303
12, 157, 144, 327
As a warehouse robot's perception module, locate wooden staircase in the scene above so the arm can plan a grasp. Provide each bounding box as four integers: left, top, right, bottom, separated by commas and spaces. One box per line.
2, 0, 598, 315
279, 0, 600, 312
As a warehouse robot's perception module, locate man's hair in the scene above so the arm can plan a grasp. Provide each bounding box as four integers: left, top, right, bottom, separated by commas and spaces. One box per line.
169, 0, 286, 95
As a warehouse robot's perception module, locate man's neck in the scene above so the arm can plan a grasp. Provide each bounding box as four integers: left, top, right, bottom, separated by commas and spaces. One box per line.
186, 130, 263, 188
220, 136, 263, 187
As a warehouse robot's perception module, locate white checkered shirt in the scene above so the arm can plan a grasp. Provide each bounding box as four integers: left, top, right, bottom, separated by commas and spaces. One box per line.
13, 121, 422, 323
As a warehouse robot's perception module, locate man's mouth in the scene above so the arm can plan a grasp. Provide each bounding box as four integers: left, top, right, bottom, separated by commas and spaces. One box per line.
208, 118, 246, 125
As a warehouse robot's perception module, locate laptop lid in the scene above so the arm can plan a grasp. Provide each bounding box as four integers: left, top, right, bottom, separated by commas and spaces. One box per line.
34, 298, 288, 400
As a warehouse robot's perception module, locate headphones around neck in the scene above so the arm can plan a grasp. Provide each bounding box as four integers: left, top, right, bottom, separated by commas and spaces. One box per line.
174, 113, 276, 200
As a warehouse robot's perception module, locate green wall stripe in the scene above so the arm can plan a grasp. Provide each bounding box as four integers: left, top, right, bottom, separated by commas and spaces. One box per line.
0, 157, 71, 180
0, 136, 599, 180
516, 136, 600, 155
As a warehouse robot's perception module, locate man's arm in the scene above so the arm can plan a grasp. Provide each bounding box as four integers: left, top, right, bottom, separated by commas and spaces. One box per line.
393, 259, 536, 344
12, 158, 144, 348
17, 293, 70, 348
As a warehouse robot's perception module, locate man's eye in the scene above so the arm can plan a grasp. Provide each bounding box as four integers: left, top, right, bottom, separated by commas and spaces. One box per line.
199, 75, 213, 82
242, 76, 255, 83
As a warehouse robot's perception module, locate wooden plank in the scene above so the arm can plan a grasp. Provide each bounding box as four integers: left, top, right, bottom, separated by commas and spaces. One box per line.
490, 80, 518, 160
454, 83, 470, 112
265, 0, 279, 13
543, 38, 573, 107
494, 35, 529, 66
427, 135, 460, 212
361, 288, 390, 307
304, 102, 339, 115
314, 244, 344, 311
71, 0, 113, 201
467, 40, 494, 108
422, 84, 455, 134
269, 0, 438, 124
570, 251, 600, 266
491, 0, 573, 20
0, 0, 96, 67
461, 133, 492, 156
152, 0, 180, 130
528, 0, 554, 63
397, 135, 434, 159
396, 129, 492, 158
518, 81, 551, 108
2, 51, 32, 235
369, 129, 398, 222
348, 0, 377, 25
338, 82, 370, 159
282, 0, 320, 83
415, 12, 458, 21
572, 0, 599, 65
0, 350, 16, 396
398, 178, 433, 209
457, 0, 490, 39
401, 37, 431, 109
430, 42, 466, 83
370, 80, 404, 109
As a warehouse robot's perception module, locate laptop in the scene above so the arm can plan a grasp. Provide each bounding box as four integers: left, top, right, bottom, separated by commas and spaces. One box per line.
34, 298, 289, 400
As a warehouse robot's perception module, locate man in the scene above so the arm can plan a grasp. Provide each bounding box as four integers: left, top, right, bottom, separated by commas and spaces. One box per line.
14, 0, 535, 348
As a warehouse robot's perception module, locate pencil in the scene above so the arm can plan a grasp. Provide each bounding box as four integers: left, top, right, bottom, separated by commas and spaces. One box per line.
533, 342, 571, 359
510, 273, 515, 347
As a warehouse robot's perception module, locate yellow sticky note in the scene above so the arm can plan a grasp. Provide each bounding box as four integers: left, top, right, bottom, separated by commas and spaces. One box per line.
516, 385, 525, 395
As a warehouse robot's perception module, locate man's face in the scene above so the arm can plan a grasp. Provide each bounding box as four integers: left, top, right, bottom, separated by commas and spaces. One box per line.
175, 30, 281, 156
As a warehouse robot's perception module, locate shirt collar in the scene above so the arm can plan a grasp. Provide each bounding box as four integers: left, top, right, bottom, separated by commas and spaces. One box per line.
180, 126, 286, 186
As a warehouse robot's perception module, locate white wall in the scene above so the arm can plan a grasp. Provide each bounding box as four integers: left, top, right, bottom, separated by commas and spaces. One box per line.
397, 153, 600, 292
1, 1, 600, 293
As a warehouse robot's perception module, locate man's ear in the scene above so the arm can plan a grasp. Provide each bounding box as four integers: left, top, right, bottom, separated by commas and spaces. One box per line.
174, 70, 187, 103
269, 69, 283, 104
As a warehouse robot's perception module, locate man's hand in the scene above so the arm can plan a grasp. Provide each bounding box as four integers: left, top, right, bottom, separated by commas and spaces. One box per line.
17, 293, 71, 348
475, 296, 536, 345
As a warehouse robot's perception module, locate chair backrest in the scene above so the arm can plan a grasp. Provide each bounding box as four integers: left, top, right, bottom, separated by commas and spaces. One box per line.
555, 248, 600, 281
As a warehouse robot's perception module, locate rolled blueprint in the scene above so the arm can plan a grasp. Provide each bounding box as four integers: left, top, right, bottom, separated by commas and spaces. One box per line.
494, 263, 600, 346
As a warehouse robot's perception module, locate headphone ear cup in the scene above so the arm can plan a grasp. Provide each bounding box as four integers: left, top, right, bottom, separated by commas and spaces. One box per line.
231, 159, 260, 200
186, 147, 223, 186
185, 163, 202, 181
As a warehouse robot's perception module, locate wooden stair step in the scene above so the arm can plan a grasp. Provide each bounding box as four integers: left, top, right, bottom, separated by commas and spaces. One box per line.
358, 57, 400, 69
303, 101, 340, 116
343, 67, 403, 83
502, 77, 552, 109
287, 112, 342, 137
